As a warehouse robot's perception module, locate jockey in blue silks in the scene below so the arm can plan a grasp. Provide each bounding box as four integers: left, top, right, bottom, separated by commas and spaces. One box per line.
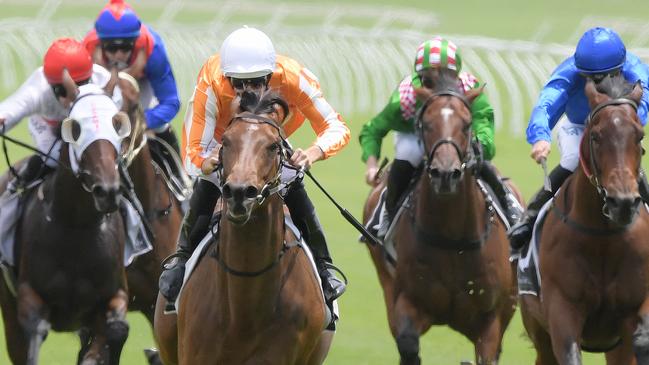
509, 27, 649, 250
83, 0, 181, 156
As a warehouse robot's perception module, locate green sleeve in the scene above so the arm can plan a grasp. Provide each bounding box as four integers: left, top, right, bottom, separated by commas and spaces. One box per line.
470, 90, 496, 161
359, 90, 408, 162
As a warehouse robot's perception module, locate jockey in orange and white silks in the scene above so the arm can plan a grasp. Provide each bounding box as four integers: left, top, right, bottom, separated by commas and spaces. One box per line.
159, 27, 350, 305
0, 38, 113, 185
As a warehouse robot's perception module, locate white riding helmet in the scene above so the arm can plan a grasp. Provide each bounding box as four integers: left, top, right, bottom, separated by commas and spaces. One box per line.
220, 27, 276, 79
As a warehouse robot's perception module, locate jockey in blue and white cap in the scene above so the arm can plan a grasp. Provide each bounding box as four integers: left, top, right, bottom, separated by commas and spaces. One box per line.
83, 0, 181, 156
509, 27, 649, 249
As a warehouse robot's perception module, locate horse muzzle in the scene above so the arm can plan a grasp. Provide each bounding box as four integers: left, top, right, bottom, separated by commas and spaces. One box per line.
604, 193, 642, 226
428, 166, 463, 195
91, 183, 121, 213
222, 182, 259, 225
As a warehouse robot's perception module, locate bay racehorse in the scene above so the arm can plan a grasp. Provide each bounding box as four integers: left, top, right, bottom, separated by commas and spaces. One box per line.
154, 91, 333, 364
0, 72, 132, 365
519, 75, 649, 364
363, 68, 520, 364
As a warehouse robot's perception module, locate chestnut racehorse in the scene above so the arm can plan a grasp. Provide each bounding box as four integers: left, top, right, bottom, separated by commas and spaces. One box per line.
363, 68, 520, 364
519, 76, 649, 364
154, 92, 333, 364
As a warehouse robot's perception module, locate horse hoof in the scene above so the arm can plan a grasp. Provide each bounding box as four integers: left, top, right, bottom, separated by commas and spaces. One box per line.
106, 319, 129, 348
144, 348, 163, 365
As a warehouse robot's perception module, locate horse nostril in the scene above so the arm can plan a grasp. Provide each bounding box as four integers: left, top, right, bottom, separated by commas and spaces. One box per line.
222, 183, 232, 199
429, 167, 441, 179
244, 186, 259, 199
451, 168, 462, 181
93, 185, 108, 199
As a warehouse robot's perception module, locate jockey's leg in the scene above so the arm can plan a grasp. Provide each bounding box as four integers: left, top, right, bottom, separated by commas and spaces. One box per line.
479, 160, 523, 227
284, 180, 346, 302
159, 178, 220, 302
9, 116, 59, 192
378, 132, 421, 238
508, 164, 571, 249
153, 124, 180, 154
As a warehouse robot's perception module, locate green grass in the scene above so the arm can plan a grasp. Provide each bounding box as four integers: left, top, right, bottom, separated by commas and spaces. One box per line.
1, 0, 648, 363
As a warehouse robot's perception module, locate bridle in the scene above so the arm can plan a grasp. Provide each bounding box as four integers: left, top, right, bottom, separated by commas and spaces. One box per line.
415, 89, 477, 181
579, 97, 641, 219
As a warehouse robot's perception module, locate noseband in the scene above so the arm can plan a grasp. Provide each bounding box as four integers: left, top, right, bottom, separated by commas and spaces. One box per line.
415, 90, 476, 180
581, 97, 640, 218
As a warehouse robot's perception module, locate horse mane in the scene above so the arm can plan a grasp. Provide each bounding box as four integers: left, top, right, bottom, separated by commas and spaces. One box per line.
594, 73, 635, 99
238, 90, 289, 120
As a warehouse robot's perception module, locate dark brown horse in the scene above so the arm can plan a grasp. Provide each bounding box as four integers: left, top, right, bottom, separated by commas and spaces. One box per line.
0, 77, 132, 365
106, 72, 185, 364
520, 77, 649, 364
154, 92, 333, 365
363, 68, 520, 364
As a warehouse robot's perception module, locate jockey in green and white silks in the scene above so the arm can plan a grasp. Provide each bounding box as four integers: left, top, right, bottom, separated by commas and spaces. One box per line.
359, 37, 522, 238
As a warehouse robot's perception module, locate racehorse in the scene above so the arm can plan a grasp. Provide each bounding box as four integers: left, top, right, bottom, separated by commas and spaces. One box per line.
519, 76, 649, 364
104, 71, 186, 364
154, 91, 333, 364
363, 68, 520, 364
0, 72, 132, 365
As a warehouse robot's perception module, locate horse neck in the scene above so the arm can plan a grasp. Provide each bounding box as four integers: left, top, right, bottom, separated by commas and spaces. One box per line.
128, 145, 157, 212
50, 148, 103, 225
567, 168, 612, 227
218, 195, 285, 323
415, 171, 484, 239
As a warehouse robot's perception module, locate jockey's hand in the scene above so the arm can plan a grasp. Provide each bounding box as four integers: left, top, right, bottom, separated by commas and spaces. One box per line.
531, 140, 551, 163
201, 145, 222, 175
290, 146, 324, 170
365, 156, 379, 186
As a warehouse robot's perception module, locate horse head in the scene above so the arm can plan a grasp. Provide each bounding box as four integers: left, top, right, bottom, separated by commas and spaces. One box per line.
220, 90, 289, 225
582, 75, 644, 225
60, 71, 131, 213
415, 68, 484, 194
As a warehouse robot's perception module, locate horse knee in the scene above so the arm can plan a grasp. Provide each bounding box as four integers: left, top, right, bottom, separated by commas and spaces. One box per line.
396, 333, 420, 365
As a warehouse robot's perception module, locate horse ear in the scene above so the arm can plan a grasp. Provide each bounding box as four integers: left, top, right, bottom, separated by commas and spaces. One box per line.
124, 48, 147, 80
465, 84, 486, 105
104, 68, 119, 97
116, 72, 140, 113
584, 78, 608, 109
61, 69, 79, 106
629, 80, 644, 105
414, 87, 433, 102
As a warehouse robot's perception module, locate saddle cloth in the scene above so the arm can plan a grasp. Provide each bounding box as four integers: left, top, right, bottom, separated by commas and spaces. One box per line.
517, 198, 554, 297
173, 214, 339, 330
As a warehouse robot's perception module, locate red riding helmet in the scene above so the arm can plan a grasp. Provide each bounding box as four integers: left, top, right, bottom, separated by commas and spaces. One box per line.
43, 38, 93, 84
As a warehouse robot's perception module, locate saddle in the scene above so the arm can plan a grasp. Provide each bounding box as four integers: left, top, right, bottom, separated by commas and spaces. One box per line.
147, 136, 192, 202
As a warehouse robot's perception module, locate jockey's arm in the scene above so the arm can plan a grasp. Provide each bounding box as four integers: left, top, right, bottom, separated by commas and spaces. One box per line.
0, 69, 48, 131
143, 43, 180, 130
295, 73, 350, 163
359, 90, 405, 163
470, 90, 496, 161
624, 53, 649, 125
526, 70, 572, 146
184, 63, 218, 177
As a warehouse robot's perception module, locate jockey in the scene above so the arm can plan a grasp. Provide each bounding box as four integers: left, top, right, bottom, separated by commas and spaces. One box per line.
83, 0, 181, 158
158, 27, 351, 304
508, 27, 649, 250
0, 38, 113, 189
360, 37, 523, 238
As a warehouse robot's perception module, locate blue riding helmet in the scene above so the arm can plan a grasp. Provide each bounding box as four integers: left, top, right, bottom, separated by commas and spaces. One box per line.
574, 27, 626, 74
95, 7, 141, 40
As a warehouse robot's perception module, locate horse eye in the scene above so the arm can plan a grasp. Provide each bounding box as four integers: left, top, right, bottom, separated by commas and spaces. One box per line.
268, 143, 279, 153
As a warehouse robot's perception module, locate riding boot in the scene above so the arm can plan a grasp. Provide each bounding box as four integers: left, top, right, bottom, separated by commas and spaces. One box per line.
377, 159, 416, 239
479, 161, 523, 227
284, 182, 346, 302
159, 179, 220, 302
8, 155, 53, 193
508, 165, 572, 250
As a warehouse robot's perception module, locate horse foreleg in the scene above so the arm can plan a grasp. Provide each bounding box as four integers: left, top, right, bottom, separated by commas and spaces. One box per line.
393, 293, 429, 365
473, 313, 503, 365
17, 283, 50, 365
105, 289, 130, 365
546, 294, 585, 365
633, 299, 649, 365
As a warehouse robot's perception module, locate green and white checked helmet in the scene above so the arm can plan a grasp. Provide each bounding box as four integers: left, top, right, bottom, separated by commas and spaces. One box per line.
414, 37, 462, 73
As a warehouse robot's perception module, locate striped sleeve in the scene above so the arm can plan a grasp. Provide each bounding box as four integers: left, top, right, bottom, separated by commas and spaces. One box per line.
183, 62, 219, 177
295, 67, 350, 158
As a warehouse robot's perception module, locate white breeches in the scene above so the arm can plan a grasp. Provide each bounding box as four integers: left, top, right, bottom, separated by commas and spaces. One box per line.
556, 120, 585, 172
394, 131, 424, 168
28, 115, 61, 168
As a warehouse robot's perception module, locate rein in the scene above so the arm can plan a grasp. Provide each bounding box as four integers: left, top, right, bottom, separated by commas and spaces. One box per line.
415, 90, 476, 181
579, 97, 639, 219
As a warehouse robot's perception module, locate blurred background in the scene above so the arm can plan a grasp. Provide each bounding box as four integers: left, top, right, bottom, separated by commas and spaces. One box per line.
1, 0, 647, 363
